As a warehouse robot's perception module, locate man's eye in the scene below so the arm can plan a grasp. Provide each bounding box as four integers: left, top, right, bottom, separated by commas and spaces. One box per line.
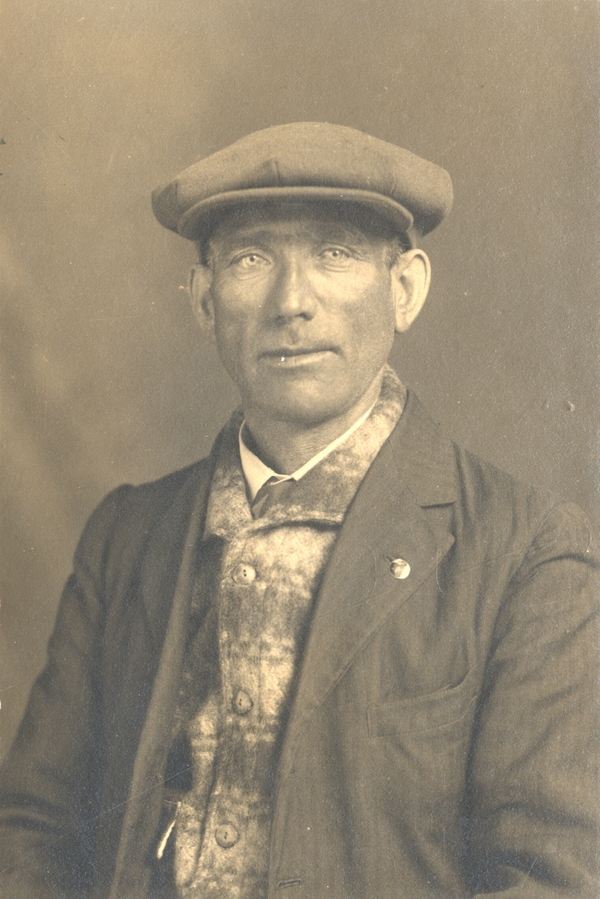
321, 247, 352, 262
232, 252, 267, 268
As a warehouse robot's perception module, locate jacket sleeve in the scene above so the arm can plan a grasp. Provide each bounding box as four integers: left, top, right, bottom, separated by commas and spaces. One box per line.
463, 501, 600, 898
0, 485, 134, 899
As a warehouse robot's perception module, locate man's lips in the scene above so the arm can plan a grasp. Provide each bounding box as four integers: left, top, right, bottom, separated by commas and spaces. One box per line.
260, 349, 337, 368
260, 344, 338, 360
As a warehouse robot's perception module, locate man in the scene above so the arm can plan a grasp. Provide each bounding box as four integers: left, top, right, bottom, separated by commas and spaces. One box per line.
0, 122, 597, 899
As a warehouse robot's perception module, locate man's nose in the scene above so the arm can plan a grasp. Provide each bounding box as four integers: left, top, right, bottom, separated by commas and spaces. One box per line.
268, 255, 317, 321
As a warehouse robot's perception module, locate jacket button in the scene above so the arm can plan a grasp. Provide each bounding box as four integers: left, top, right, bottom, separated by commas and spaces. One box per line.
232, 563, 256, 585
390, 558, 410, 579
215, 823, 239, 848
233, 690, 254, 715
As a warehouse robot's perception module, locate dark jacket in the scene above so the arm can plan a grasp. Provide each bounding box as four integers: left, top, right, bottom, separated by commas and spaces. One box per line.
0, 391, 598, 898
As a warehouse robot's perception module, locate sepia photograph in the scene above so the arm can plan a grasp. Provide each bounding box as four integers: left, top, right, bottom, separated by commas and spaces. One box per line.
1, 1, 599, 896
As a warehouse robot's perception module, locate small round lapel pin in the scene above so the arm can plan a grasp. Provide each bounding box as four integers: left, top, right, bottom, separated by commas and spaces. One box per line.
389, 558, 411, 580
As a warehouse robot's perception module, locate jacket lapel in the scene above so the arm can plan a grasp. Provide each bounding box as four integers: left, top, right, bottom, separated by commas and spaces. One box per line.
137, 461, 213, 646
279, 391, 457, 771
108, 454, 216, 899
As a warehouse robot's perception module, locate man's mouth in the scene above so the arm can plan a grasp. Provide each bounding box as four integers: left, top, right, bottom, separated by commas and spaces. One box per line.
260, 346, 338, 366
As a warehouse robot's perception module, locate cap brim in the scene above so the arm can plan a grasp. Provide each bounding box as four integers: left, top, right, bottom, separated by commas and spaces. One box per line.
178, 186, 416, 245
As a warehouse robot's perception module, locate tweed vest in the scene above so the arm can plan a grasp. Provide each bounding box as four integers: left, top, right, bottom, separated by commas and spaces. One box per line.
164, 366, 406, 899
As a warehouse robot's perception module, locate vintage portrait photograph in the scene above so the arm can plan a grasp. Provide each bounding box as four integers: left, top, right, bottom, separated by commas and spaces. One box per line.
1, 1, 599, 896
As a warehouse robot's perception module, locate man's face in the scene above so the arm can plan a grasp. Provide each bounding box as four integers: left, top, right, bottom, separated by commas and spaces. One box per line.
194, 203, 418, 429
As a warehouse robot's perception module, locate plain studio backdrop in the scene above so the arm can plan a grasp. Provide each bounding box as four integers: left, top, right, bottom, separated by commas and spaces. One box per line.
0, 0, 598, 757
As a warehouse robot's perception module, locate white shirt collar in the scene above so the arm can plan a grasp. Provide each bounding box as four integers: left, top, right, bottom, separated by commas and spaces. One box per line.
238, 404, 375, 502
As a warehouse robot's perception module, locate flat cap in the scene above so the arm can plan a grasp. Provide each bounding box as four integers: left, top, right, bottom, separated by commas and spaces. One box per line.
151, 122, 452, 244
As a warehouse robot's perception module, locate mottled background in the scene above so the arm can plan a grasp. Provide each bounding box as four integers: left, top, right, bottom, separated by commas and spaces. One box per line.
1, 0, 598, 756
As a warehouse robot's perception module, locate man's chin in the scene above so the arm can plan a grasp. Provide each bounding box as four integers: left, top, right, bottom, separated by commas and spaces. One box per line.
248, 388, 358, 430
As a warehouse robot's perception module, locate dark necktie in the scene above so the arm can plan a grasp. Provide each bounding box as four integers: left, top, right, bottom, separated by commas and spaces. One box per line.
251, 476, 294, 518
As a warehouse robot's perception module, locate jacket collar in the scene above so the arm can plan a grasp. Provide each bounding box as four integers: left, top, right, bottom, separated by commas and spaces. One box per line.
137, 441, 219, 644
138, 387, 457, 644
387, 387, 458, 507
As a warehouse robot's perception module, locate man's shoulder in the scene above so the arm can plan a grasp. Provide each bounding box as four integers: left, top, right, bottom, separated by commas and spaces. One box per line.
453, 441, 594, 553
99, 455, 211, 524
395, 389, 595, 550
73, 454, 215, 580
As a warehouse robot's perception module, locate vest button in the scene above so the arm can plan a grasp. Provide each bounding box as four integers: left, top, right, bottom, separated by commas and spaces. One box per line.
233, 690, 254, 715
390, 558, 411, 579
232, 563, 257, 585
215, 823, 239, 848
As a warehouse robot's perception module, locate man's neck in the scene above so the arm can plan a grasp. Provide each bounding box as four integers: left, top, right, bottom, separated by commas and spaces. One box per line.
242, 373, 384, 474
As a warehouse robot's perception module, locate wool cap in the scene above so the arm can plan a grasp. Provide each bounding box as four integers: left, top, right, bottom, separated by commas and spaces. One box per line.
151, 122, 452, 245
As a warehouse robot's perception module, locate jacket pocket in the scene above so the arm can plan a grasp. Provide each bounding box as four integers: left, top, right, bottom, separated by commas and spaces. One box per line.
367, 673, 476, 736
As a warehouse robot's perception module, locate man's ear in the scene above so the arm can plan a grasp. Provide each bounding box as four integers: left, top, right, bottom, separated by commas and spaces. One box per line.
390, 249, 431, 334
189, 264, 216, 342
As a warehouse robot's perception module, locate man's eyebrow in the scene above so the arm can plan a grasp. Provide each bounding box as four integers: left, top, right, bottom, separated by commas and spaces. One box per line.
210, 225, 371, 254
314, 227, 370, 245
211, 229, 280, 250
